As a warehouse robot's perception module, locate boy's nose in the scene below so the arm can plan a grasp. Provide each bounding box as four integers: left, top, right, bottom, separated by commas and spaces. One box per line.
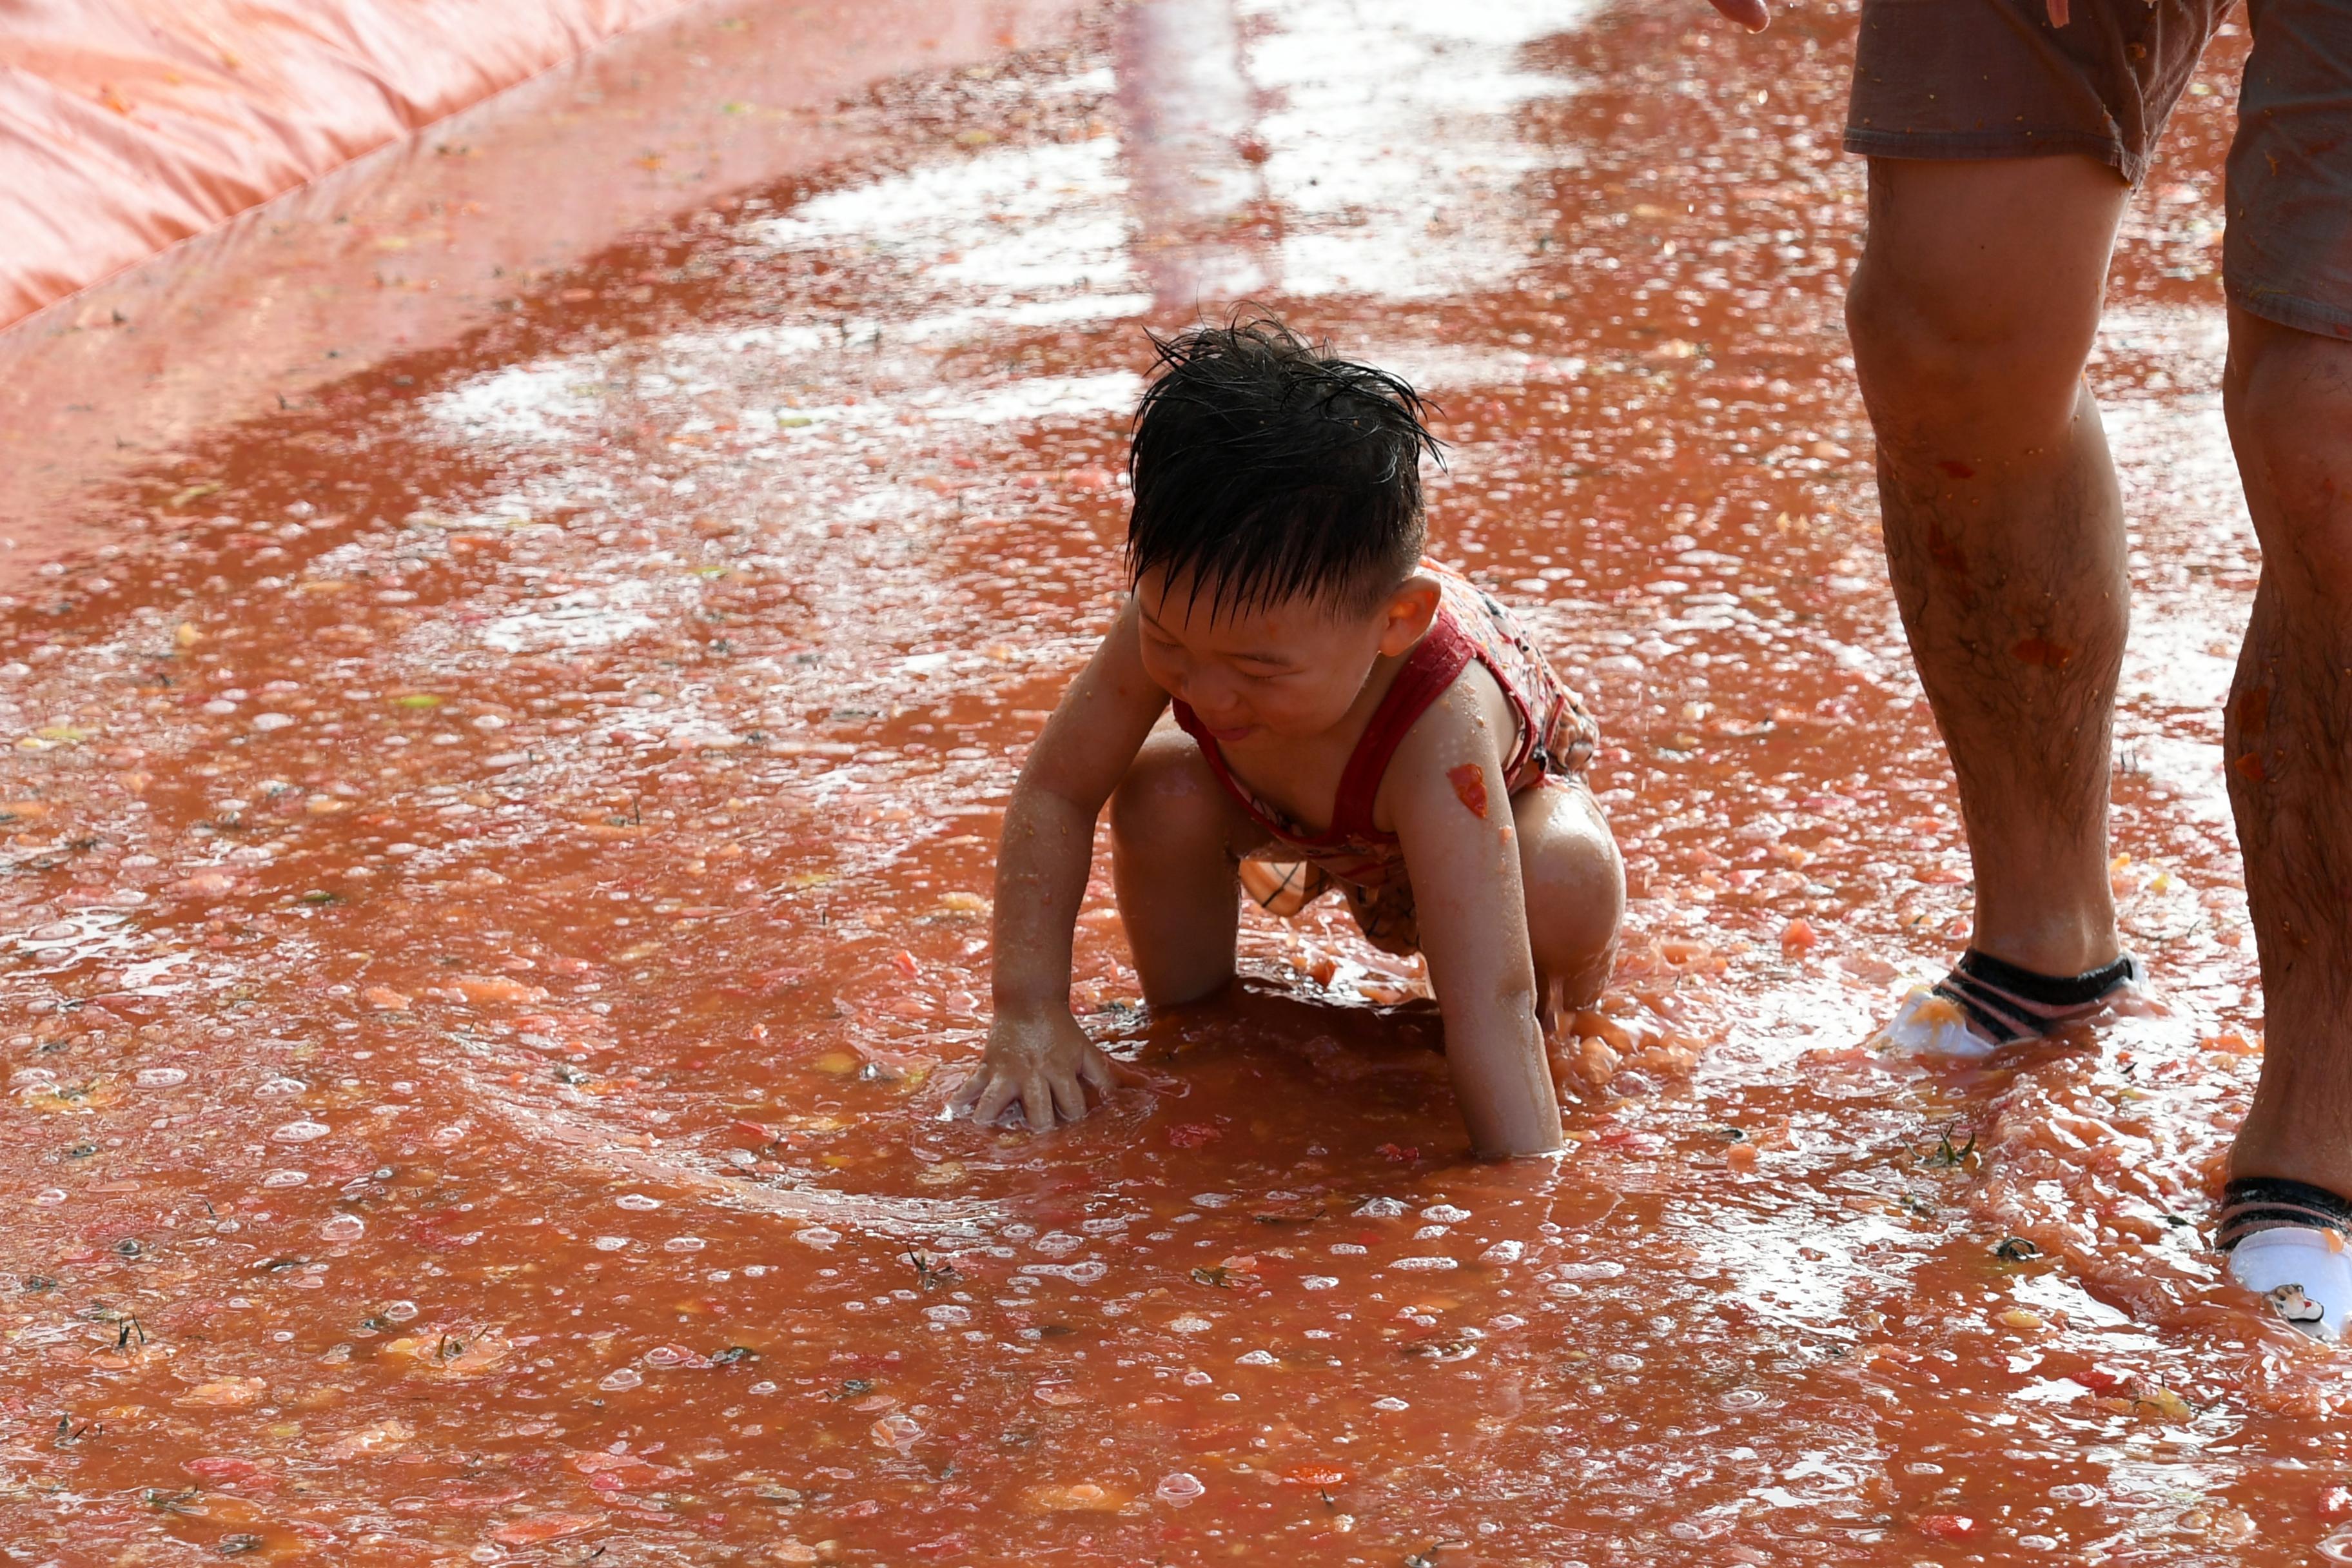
1181, 676, 1242, 723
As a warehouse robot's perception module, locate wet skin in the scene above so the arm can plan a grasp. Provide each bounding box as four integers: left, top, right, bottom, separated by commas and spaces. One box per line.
960, 567, 1622, 1155
1744, 14, 2352, 1200
1, 3, 2347, 1564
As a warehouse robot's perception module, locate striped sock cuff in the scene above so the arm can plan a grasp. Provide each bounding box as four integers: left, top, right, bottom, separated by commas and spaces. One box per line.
2216, 1177, 2352, 1252
1929, 950, 2143, 1046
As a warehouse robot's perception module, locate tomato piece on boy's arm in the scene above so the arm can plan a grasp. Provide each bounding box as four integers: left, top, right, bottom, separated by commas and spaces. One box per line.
1383, 678, 1565, 1158
952, 599, 1168, 1131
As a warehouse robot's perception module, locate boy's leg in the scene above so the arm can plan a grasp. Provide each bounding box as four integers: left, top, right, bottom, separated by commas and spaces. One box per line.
1513, 779, 1626, 1024
1108, 730, 1271, 1006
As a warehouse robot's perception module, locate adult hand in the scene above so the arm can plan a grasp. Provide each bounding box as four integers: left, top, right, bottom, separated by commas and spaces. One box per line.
950, 1006, 1125, 1132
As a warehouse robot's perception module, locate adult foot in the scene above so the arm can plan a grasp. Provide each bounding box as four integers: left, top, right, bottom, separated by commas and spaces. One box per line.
1872, 948, 2148, 1057
2219, 1179, 2352, 1344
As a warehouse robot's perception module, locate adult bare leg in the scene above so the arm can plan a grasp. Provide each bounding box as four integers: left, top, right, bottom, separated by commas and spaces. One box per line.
1845, 155, 2134, 982
2215, 308, 2352, 1338
2222, 309, 2352, 1201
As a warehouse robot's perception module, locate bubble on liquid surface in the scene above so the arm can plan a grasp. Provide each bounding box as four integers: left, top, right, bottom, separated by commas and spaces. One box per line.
1157, 1472, 1206, 1506
261, 1170, 308, 1188
135, 1067, 188, 1088
271, 1120, 329, 1142
614, 1193, 662, 1211
320, 1214, 365, 1242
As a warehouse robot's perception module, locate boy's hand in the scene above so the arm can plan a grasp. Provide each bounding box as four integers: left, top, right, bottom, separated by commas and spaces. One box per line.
951, 1008, 1124, 1132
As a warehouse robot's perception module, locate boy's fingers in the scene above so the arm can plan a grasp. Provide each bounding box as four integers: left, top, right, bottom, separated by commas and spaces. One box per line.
948, 1066, 988, 1110
970, 1072, 1017, 1126
1078, 1049, 1118, 1095
1020, 1075, 1057, 1133
1050, 1072, 1088, 1124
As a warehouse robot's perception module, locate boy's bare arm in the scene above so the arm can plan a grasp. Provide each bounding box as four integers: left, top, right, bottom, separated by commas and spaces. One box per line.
1385, 677, 1565, 1157
953, 601, 1168, 1130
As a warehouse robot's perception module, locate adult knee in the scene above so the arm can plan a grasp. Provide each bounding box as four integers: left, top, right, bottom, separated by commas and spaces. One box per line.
2227, 317, 2352, 605
1845, 257, 2099, 453
1843, 158, 2121, 456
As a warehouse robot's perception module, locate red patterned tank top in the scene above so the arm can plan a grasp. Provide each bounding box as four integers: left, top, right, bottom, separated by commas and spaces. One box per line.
1170, 562, 1597, 897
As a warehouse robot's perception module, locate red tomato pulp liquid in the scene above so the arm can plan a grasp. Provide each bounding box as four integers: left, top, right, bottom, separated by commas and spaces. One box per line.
1, 4, 2340, 1565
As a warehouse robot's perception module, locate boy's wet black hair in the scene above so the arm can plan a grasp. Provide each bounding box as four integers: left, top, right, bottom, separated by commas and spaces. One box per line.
1126, 313, 1444, 620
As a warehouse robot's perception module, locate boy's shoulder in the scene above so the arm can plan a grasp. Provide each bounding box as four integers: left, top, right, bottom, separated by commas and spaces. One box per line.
1377, 652, 1516, 803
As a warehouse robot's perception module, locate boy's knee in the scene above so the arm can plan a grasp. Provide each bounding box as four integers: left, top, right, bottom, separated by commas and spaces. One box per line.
1518, 788, 1624, 972
1110, 740, 1226, 849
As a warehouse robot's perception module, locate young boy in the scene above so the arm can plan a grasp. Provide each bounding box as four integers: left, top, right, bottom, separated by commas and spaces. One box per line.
950, 318, 1624, 1158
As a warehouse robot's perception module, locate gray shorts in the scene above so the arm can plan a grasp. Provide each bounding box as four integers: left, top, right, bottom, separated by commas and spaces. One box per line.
1845, 0, 2352, 340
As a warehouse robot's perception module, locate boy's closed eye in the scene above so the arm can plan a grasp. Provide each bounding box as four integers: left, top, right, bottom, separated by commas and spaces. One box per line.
1139, 622, 1296, 681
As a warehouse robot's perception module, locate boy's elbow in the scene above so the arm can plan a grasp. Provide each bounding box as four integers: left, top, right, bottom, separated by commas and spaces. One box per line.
1008, 770, 1093, 824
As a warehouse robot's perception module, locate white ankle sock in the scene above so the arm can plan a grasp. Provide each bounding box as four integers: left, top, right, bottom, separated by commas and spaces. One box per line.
2226, 1226, 2352, 1342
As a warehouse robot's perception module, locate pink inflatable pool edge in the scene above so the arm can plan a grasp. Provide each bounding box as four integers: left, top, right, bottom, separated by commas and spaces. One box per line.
0, 0, 712, 329
0, 0, 1090, 563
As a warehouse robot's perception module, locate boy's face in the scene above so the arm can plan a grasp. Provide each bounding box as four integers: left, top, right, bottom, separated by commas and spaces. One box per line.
1133, 568, 1441, 743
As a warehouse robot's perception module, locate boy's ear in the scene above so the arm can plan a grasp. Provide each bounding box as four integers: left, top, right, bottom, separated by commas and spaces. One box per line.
1375, 575, 1443, 657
